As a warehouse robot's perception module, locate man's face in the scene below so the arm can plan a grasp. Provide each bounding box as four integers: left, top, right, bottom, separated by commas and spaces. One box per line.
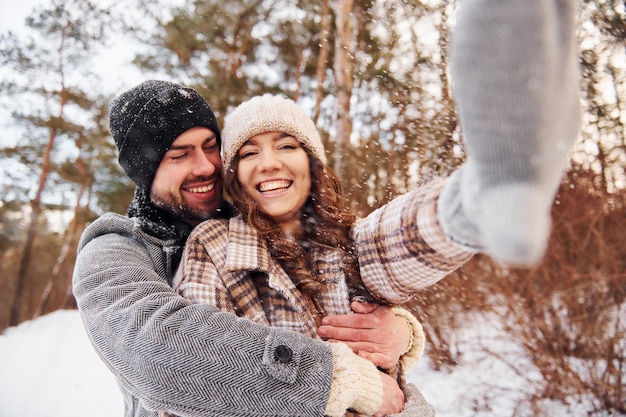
150, 127, 223, 226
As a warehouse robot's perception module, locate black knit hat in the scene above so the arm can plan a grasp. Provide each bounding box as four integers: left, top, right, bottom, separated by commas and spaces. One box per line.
109, 80, 220, 190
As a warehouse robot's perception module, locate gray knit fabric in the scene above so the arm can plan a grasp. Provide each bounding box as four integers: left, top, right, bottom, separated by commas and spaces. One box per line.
438, 0, 581, 266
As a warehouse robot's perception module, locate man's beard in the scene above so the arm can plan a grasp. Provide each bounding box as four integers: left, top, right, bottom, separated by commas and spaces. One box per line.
150, 190, 214, 225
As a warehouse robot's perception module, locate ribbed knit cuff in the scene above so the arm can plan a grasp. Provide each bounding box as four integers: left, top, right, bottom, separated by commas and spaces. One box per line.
325, 342, 383, 416
391, 307, 426, 371
437, 167, 484, 251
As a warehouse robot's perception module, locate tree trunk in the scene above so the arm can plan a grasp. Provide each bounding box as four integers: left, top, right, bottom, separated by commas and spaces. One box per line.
9, 88, 67, 327
10, 127, 58, 326
313, 0, 331, 124
33, 174, 87, 318
332, 0, 355, 180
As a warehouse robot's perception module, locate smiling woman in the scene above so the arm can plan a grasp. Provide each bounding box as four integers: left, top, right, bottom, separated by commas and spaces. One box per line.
171, 94, 452, 417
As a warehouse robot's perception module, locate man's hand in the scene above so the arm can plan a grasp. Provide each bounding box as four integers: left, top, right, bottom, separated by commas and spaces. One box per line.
318, 301, 410, 369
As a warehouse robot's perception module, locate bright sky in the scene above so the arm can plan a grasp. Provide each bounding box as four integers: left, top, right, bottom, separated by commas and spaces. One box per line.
0, 0, 40, 33
0, 0, 144, 143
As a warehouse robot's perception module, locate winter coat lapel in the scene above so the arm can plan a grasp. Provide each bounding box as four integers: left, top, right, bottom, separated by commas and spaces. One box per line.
223, 216, 318, 337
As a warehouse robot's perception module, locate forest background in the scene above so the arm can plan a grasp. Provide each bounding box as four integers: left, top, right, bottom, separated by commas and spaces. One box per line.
0, 0, 624, 415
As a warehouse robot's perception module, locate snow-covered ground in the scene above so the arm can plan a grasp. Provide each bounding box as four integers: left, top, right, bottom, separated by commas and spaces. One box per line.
0, 309, 593, 416
0, 310, 124, 416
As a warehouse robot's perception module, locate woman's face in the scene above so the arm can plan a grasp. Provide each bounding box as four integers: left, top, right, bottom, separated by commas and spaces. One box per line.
236, 131, 311, 235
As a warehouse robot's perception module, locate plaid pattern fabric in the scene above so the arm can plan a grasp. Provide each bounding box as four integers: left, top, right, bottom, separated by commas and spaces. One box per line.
355, 177, 474, 303
175, 176, 474, 332
176, 216, 353, 340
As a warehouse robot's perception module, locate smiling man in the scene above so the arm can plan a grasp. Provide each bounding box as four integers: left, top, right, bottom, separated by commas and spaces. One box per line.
108, 80, 233, 239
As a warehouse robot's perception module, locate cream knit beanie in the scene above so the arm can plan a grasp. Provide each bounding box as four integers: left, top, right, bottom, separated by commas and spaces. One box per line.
221, 94, 326, 170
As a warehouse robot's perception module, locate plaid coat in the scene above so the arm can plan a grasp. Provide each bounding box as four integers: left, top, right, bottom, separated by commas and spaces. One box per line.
175, 177, 473, 336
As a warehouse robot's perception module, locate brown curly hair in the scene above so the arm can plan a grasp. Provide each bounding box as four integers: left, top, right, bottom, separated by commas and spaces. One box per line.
224, 149, 376, 304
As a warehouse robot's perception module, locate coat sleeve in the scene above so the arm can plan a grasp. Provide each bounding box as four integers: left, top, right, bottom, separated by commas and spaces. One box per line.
354, 177, 475, 304
72, 217, 332, 417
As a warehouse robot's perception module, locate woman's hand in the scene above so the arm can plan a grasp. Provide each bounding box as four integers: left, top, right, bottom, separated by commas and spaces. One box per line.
373, 371, 405, 416
318, 301, 411, 369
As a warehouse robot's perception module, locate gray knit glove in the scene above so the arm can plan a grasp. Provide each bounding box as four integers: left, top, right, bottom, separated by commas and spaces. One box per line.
438, 0, 581, 266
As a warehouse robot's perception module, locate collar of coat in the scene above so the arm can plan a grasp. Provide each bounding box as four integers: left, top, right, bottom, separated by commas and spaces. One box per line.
223, 215, 274, 272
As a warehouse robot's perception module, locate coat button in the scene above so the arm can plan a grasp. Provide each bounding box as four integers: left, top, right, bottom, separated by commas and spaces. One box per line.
274, 345, 293, 363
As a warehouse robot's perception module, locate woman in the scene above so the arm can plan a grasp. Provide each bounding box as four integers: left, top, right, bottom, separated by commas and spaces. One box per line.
172, 94, 475, 417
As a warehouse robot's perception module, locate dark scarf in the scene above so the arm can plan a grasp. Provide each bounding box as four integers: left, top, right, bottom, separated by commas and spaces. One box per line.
127, 187, 235, 243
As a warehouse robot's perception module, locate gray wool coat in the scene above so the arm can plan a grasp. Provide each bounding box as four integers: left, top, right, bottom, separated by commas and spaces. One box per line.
72, 212, 334, 417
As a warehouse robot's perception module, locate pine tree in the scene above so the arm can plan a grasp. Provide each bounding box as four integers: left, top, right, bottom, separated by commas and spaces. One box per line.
0, 0, 117, 326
